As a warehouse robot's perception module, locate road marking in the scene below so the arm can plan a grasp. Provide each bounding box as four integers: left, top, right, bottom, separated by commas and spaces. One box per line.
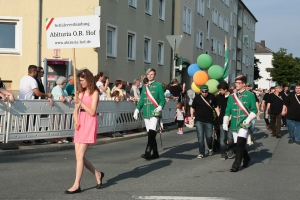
132, 196, 232, 200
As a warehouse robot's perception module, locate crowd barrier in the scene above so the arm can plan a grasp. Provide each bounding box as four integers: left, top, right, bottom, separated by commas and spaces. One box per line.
0, 99, 177, 144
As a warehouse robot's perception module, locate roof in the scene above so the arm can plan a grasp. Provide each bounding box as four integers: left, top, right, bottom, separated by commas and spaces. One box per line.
255, 42, 273, 54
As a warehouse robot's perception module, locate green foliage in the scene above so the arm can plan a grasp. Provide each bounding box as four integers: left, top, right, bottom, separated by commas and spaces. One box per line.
266, 48, 300, 85
254, 57, 262, 81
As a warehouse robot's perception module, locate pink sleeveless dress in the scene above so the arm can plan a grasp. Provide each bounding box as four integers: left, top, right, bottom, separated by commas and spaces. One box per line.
73, 92, 98, 144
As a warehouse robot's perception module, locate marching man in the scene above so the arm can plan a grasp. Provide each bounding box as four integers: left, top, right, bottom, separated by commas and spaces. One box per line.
223, 75, 258, 172
133, 68, 166, 160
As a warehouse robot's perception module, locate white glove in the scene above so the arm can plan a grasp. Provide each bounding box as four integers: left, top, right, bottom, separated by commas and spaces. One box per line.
154, 106, 162, 112
244, 112, 256, 124
223, 116, 229, 131
133, 109, 139, 120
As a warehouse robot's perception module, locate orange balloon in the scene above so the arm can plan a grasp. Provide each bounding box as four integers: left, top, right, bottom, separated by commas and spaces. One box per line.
193, 71, 209, 86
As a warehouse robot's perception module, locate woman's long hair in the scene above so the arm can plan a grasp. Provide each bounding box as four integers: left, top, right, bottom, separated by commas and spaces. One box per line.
77, 68, 99, 95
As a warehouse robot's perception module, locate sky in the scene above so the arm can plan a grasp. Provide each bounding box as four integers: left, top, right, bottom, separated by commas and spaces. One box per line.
243, 0, 300, 58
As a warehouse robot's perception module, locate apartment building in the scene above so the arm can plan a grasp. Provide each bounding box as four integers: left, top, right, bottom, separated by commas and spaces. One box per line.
0, 0, 256, 91
0, 0, 172, 91
174, 0, 257, 87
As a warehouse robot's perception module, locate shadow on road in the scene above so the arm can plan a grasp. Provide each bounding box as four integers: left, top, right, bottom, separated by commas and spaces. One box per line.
160, 142, 198, 160
102, 159, 172, 188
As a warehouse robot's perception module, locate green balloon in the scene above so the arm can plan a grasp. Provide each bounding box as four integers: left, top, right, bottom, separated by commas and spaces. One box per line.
206, 79, 219, 94
208, 65, 224, 80
197, 54, 213, 69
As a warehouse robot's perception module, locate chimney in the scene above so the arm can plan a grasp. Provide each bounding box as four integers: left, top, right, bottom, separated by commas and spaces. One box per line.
261, 40, 265, 47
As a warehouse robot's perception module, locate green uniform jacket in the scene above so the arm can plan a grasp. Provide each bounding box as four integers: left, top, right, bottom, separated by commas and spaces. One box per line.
136, 81, 166, 119
225, 90, 258, 131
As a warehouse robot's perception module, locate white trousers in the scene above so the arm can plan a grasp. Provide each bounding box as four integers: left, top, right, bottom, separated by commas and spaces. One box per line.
144, 117, 158, 132
232, 128, 248, 143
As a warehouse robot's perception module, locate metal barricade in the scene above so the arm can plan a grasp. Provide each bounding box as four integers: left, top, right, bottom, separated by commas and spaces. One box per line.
0, 101, 7, 143
3, 99, 176, 143
5, 99, 74, 142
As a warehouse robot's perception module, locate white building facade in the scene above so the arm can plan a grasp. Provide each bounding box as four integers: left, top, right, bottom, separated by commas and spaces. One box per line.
254, 40, 274, 89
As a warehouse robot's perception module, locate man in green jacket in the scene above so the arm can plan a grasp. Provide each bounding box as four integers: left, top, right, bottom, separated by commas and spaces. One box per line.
223, 75, 257, 172
133, 68, 166, 160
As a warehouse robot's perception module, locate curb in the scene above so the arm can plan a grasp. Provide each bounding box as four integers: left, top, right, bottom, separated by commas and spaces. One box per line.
0, 124, 178, 156
0, 131, 148, 156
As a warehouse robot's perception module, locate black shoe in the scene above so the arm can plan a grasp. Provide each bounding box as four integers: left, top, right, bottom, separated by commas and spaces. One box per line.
22, 140, 35, 145
288, 139, 295, 144
295, 141, 300, 145
65, 187, 81, 194
141, 152, 151, 160
230, 163, 240, 172
96, 172, 105, 189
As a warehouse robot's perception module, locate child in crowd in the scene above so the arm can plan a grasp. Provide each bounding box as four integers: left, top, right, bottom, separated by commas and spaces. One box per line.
175, 102, 185, 135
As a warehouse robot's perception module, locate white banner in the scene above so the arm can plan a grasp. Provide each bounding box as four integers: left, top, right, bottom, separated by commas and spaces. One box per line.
46, 15, 100, 49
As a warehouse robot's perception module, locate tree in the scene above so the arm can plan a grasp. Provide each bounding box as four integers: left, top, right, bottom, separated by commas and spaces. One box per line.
266, 48, 300, 85
254, 57, 262, 81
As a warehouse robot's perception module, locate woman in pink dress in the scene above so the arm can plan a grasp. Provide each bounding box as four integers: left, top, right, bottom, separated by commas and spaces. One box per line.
65, 69, 104, 194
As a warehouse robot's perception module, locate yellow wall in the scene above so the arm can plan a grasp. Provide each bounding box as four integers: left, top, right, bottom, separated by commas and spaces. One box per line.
0, 0, 99, 90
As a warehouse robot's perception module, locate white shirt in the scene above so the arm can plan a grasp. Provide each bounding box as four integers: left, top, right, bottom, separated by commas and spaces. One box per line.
19, 75, 38, 100
96, 81, 107, 100
51, 85, 68, 100
176, 109, 184, 120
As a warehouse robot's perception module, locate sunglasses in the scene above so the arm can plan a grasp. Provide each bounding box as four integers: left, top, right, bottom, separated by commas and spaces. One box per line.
246, 85, 251, 87
38, 71, 44, 73
201, 90, 208, 93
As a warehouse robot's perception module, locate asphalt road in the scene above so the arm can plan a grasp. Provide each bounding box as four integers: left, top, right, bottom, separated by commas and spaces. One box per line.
0, 119, 299, 200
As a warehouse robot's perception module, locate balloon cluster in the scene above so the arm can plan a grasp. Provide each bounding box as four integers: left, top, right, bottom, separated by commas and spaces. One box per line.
188, 54, 224, 94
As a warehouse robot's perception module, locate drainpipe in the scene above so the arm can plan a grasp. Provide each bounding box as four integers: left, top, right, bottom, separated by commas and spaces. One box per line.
37, 0, 42, 66
170, 0, 175, 82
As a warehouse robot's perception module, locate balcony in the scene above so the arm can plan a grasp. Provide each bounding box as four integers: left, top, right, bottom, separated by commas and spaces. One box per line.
238, 17, 242, 28
237, 60, 241, 70
237, 39, 242, 49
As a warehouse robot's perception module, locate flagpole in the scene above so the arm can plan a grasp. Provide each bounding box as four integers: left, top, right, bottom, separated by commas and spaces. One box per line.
223, 36, 229, 83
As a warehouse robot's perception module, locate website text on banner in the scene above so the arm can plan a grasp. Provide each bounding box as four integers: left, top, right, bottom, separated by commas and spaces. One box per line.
46, 15, 100, 49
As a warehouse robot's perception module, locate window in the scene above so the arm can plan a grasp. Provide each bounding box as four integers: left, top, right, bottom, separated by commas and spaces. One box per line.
218, 40, 223, 56
197, 0, 205, 16
127, 31, 136, 60
206, 49, 209, 54
224, 17, 229, 32
230, 12, 233, 26
144, 36, 152, 63
206, 19, 210, 39
212, 8, 218, 25
231, 70, 236, 83
232, 48, 236, 61
207, 0, 211, 9
196, 29, 204, 49
183, 6, 192, 34
158, 41, 164, 65
128, 0, 137, 8
225, 0, 229, 7
145, 0, 152, 15
242, 54, 245, 64
229, 35, 232, 50
158, 0, 165, 20
0, 17, 22, 54
233, 1, 238, 15
233, 25, 237, 38
219, 13, 224, 29
211, 38, 217, 54
106, 24, 117, 58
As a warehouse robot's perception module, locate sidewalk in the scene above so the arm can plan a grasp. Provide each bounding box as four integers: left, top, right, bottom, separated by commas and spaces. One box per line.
0, 124, 178, 156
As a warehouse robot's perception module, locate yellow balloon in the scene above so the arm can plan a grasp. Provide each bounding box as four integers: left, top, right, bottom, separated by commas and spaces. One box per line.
191, 82, 201, 93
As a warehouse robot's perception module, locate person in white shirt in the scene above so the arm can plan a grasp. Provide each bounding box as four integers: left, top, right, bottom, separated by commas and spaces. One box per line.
19, 65, 53, 145
95, 72, 109, 100
19, 65, 52, 100
130, 79, 140, 101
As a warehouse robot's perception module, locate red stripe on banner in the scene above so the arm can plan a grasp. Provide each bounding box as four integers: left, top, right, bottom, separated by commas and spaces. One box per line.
46, 18, 54, 30
232, 93, 249, 116
146, 86, 158, 108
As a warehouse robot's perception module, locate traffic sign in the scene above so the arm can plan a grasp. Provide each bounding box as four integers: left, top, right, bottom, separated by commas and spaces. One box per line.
166, 35, 183, 51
